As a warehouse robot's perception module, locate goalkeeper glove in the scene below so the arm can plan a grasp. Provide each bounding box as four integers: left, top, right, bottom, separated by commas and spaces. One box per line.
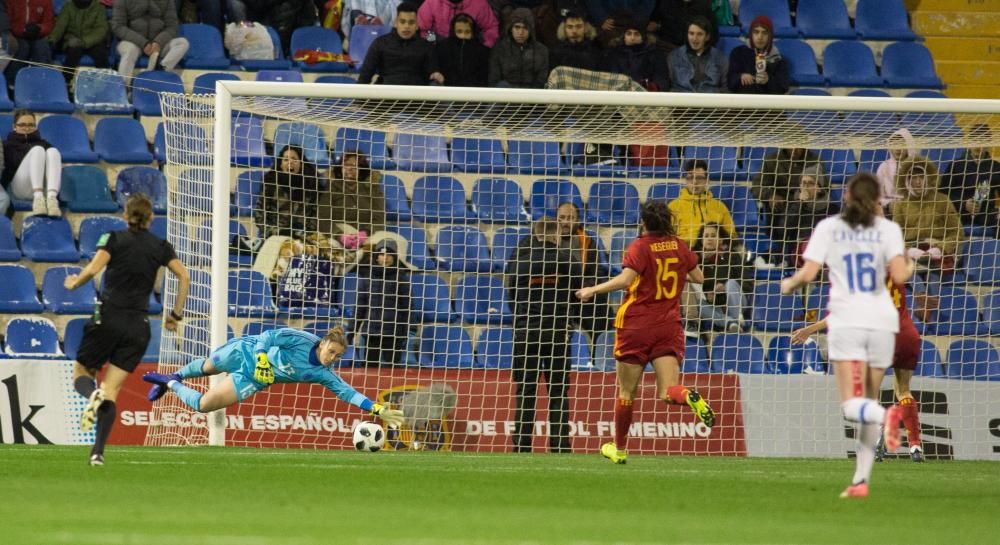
370, 403, 405, 429
254, 352, 275, 385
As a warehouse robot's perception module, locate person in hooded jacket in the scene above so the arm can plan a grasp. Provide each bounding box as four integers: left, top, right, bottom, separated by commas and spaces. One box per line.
667, 159, 738, 246
548, 10, 601, 71
254, 144, 321, 239
489, 7, 549, 88
49, 0, 109, 74
876, 128, 917, 212
892, 155, 964, 276
357, 240, 412, 367
1, 109, 62, 217
418, 0, 498, 47
600, 17, 667, 91
727, 15, 788, 94
436, 12, 489, 86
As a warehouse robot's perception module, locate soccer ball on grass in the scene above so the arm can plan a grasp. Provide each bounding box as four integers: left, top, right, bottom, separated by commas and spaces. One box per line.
353, 422, 385, 452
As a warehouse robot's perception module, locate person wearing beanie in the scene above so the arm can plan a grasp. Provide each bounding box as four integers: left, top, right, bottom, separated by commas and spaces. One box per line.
357, 239, 412, 367
418, 0, 499, 47
600, 16, 668, 91
668, 15, 726, 92
489, 7, 549, 88
727, 15, 789, 94
436, 12, 490, 87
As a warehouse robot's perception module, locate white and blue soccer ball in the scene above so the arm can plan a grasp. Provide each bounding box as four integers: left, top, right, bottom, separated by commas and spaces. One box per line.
353, 422, 385, 452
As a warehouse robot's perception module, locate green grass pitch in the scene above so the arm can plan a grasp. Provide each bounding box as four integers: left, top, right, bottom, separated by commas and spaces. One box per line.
2, 445, 997, 545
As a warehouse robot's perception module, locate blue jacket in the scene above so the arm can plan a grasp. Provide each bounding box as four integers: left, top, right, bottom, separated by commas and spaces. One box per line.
668, 45, 727, 93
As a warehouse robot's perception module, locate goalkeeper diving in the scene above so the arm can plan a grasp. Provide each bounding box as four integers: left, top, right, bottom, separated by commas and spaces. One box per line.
142, 327, 404, 427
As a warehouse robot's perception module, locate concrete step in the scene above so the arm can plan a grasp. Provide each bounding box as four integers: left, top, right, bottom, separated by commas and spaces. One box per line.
924, 37, 1000, 62
944, 84, 1000, 99
913, 11, 1000, 36
937, 61, 1000, 85
910, 0, 1000, 12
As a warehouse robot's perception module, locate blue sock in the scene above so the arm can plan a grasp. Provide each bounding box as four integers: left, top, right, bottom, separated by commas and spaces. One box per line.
177, 359, 206, 380
169, 381, 202, 412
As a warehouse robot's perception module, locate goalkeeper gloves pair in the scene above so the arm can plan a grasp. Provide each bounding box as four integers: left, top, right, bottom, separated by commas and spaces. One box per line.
254, 352, 275, 385
370, 403, 405, 429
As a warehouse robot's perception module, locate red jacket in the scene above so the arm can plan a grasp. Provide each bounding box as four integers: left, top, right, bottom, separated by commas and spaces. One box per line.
7, 0, 54, 38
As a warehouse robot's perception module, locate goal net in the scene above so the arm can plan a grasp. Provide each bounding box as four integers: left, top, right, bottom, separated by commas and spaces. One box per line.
148, 82, 1000, 459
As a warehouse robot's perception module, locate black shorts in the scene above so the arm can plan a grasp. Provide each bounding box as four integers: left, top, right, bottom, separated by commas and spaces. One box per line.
75, 311, 152, 373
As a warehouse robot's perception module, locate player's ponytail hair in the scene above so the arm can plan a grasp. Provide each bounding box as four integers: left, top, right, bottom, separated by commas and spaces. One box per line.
841, 173, 880, 228
640, 200, 675, 236
125, 193, 154, 231
322, 327, 348, 348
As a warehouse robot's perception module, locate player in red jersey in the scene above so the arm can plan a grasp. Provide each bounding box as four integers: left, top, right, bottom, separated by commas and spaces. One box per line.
577, 200, 713, 464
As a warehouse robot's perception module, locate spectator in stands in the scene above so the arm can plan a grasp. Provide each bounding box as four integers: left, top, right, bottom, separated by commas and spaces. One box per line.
241, 0, 317, 54
588, 0, 656, 48
942, 123, 1000, 230
341, 0, 400, 48
773, 163, 838, 267
49, 0, 111, 76
111, 0, 190, 76
600, 17, 668, 91
488, 7, 549, 88
436, 13, 490, 87
876, 127, 916, 213
668, 16, 726, 92
4, 0, 54, 83
692, 222, 746, 332
315, 150, 387, 238
418, 0, 498, 47
727, 15, 788, 95
650, 0, 714, 51
254, 145, 321, 240
357, 240, 411, 366
668, 158, 737, 246
1, 109, 62, 217
892, 155, 964, 281
751, 146, 821, 266
359, 2, 444, 85
494, 0, 559, 48
548, 10, 600, 71
555, 201, 614, 336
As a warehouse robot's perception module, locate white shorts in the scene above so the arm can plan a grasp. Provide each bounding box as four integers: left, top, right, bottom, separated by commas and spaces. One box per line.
827, 327, 895, 369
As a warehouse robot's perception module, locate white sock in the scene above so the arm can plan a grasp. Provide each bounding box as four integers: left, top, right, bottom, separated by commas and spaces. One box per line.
841, 397, 885, 424
853, 422, 880, 485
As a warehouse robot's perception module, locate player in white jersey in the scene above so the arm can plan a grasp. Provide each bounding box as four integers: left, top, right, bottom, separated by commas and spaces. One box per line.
781, 173, 912, 499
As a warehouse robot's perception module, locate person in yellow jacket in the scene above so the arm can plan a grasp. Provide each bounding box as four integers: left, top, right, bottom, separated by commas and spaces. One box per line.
891, 155, 964, 275
668, 159, 739, 246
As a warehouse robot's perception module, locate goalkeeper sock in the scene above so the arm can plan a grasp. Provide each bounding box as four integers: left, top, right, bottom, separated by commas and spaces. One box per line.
614, 398, 634, 450
853, 422, 880, 485
74, 376, 96, 399
666, 385, 688, 405
91, 400, 116, 457
177, 358, 207, 380
841, 397, 885, 424
899, 397, 921, 448
169, 381, 202, 412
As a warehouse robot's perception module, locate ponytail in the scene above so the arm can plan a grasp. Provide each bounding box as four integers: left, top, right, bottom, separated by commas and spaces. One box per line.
640, 200, 676, 236
125, 193, 154, 231
841, 173, 880, 228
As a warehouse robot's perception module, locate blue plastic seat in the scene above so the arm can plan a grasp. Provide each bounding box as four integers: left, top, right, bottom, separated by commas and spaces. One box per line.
916, 339, 946, 377
586, 180, 640, 226
387, 224, 436, 270
906, 90, 947, 99
73, 68, 133, 114
63, 317, 88, 361
822, 41, 883, 87
290, 26, 348, 71
231, 115, 272, 167
21, 216, 79, 262
14, 67, 75, 113
95, 118, 154, 163
149, 216, 167, 240
530, 179, 583, 220
451, 138, 506, 173
393, 130, 450, 173
796, 0, 855, 39
946, 339, 1000, 381
0, 264, 44, 312
0, 113, 11, 135
156, 121, 210, 165
0, 217, 20, 261
767, 335, 824, 374
715, 185, 760, 230
844, 90, 898, 130
607, 229, 635, 274
718, 37, 743, 59
454, 275, 513, 325
79, 216, 127, 259
710, 333, 767, 374
315, 75, 357, 84
180, 23, 232, 69
179, 318, 234, 360
228, 270, 278, 317
411, 175, 476, 224
592, 331, 616, 371
858, 148, 890, 176
132, 71, 186, 116
380, 174, 412, 222
738, 0, 798, 38
0, 73, 11, 110
682, 336, 711, 374
232, 170, 265, 218
751, 283, 805, 332
334, 127, 393, 170
814, 148, 858, 185
684, 146, 742, 182
566, 142, 624, 178
507, 136, 564, 175
435, 226, 493, 273
42, 266, 97, 314
646, 183, 682, 203
471, 178, 529, 224
491, 226, 531, 270
195, 219, 250, 267
855, 0, 917, 40
788, 88, 830, 97
982, 289, 1000, 335
882, 43, 944, 89
476, 327, 514, 368
60, 166, 119, 213
774, 39, 824, 86
191, 71, 241, 93
930, 286, 989, 336
242, 319, 289, 337
37, 115, 99, 163
569, 330, 592, 369
409, 273, 456, 323
418, 325, 475, 368
255, 70, 303, 82
273, 121, 330, 167
337, 272, 359, 319
348, 24, 391, 71
3, 317, 62, 358
142, 318, 163, 363
116, 166, 168, 214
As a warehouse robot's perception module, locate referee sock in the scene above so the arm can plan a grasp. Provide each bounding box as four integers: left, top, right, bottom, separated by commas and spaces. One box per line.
841, 397, 885, 425
176, 358, 207, 380
74, 376, 97, 399
614, 399, 634, 450
899, 397, 921, 448
666, 385, 688, 405
853, 422, 880, 485
91, 401, 116, 457
169, 381, 202, 412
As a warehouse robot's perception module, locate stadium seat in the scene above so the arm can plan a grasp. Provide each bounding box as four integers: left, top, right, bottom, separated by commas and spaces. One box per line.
0, 73, 11, 111
718, 37, 743, 59
191, 71, 241, 93
387, 224, 437, 270
228, 270, 279, 317
231, 115, 273, 167
646, 183, 682, 203
380, 174, 412, 222
681, 336, 711, 374
751, 282, 806, 332
454, 275, 513, 325
0, 264, 44, 312
566, 142, 624, 178
451, 138, 507, 173
906, 90, 947, 100
930, 286, 988, 336
0, 113, 11, 135
392, 129, 450, 172
178, 270, 212, 317
62, 317, 87, 361
149, 216, 167, 240
710, 333, 767, 374
179, 318, 234, 361
418, 325, 475, 368
14, 67, 75, 113
116, 166, 168, 214
738, 0, 798, 38
411, 175, 476, 224
42, 266, 97, 314
857, 149, 890, 176
348, 24, 391, 71
180, 23, 232, 69
844, 90, 898, 130
273, 121, 331, 167
803, 283, 829, 322
586, 180, 640, 226
336, 272, 359, 319
767, 335, 824, 374
530, 179, 583, 220
822, 41, 883, 87
142, 318, 163, 363
238, 25, 293, 70
855, 0, 917, 40
774, 39, 824, 86
476, 327, 514, 368
79, 216, 127, 259
242, 319, 289, 337
3, 317, 62, 358
315, 75, 357, 84
334, 127, 393, 170
882, 43, 944, 89
591, 331, 614, 372
290, 26, 348, 71
788, 88, 830, 97
980, 288, 1000, 336
922, 147, 963, 176
409, 273, 457, 323
0, 217, 21, 261
156, 120, 210, 165
132, 71, 186, 116
435, 226, 494, 273
795, 0, 855, 39
814, 148, 858, 185
472, 178, 530, 225
60, 166, 119, 213
232, 169, 265, 217
491, 226, 531, 270
73, 68, 133, 114
916, 339, 946, 377
21, 216, 80, 262
946, 339, 1000, 381
37, 115, 98, 163
195, 219, 250, 267
569, 330, 592, 369
607, 229, 636, 275
715, 185, 760, 230
256, 70, 303, 82
94, 118, 154, 163
507, 136, 564, 175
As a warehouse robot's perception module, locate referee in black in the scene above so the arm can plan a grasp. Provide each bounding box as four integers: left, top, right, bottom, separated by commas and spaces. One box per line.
64, 194, 190, 465
505, 218, 584, 453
